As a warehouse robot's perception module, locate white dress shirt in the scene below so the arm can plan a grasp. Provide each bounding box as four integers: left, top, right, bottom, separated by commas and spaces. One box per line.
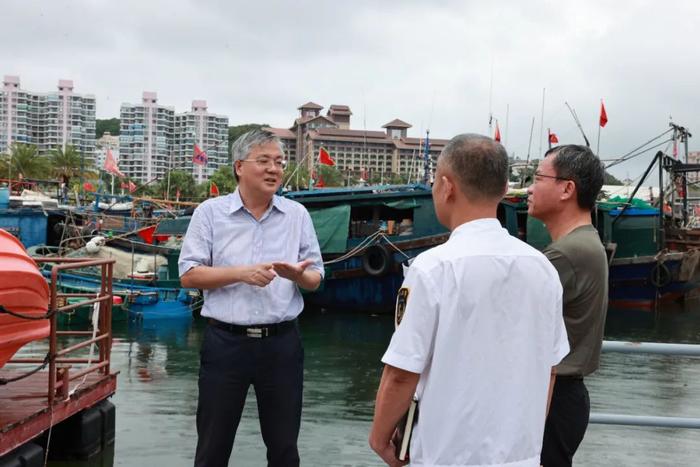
178, 189, 324, 325
382, 218, 569, 467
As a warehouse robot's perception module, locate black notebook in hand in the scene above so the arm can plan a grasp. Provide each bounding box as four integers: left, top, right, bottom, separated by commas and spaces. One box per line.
394, 398, 419, 461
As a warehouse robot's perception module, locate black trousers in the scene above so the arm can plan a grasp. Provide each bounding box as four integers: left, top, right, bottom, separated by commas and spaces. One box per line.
541, 376, 590, 467
194, 323, 304, 467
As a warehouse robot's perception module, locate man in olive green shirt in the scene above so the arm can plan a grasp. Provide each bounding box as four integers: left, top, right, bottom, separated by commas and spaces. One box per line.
527, 144, 608, 467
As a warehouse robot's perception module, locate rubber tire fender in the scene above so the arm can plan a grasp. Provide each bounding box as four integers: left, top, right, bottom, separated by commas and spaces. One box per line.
361, 244, 394, 277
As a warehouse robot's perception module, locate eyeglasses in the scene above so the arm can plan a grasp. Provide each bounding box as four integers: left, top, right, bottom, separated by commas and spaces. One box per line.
532, 171, 572, 182
239, 158, 286, 169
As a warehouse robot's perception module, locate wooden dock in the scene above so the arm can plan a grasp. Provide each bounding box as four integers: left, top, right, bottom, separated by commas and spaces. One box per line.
0, 370, 117, 456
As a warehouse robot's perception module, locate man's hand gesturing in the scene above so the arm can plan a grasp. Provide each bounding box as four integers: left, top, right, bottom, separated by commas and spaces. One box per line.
271, 259, 314, 284
242, 263, 277, 287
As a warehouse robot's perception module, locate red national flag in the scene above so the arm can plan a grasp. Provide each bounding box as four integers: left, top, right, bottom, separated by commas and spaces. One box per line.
193, 144, 208, 166
104, 149, 124, 177
599, 101, 608, 128
83, 182, 95, 192
210, 181, 219, 197
128, 181, 137, 193
319, 147, 335, 166
548, 132, 559, 144
494, 122, 501, 142
315, 176, 325, 188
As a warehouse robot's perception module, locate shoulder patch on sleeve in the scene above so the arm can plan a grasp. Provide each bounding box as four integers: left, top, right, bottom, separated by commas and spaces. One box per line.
395, 287, 410, 327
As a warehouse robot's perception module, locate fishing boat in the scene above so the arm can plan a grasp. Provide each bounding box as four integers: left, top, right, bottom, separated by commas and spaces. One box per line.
0, 228, 50, 368
284, 184, 449, 312
31, 228, 200, 322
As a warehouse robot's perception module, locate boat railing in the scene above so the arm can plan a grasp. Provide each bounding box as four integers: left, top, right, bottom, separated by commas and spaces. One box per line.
591, 340, 700, 429
8, 256, 115, 406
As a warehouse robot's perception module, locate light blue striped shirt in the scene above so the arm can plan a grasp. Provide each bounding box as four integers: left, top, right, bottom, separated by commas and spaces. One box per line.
178, 189, 324, 325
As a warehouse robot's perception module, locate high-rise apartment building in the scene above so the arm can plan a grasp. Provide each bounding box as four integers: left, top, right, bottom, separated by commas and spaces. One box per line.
0, 75, 96, 158
266, 102, 447, 183
174, 100, 228, 183
119, 93, 228, 184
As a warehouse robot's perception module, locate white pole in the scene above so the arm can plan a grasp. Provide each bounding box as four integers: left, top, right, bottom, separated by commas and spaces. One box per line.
538, 88, 545, 158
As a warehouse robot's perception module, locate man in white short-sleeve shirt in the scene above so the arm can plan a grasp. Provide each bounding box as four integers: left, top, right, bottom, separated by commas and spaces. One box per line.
369, 134, 569, 467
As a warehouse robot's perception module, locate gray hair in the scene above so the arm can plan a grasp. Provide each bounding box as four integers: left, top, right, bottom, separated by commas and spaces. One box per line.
439, 133, 509, 200
230, 128, 285, 163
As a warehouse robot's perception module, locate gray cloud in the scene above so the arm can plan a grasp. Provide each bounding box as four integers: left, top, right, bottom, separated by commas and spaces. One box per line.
2, 0, 698, 180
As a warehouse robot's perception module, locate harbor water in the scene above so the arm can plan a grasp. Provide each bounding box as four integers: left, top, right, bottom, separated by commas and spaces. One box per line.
42, 304, 700, 467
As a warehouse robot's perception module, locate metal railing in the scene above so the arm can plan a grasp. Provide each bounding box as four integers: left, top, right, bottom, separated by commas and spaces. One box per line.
590, 340, 700, 429
8, 257, 115, 405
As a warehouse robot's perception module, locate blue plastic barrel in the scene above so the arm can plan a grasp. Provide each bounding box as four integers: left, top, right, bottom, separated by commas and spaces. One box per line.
0, 187, 9, 209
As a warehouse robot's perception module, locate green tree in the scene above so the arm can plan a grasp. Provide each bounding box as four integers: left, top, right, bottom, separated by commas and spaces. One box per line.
96, 118, 120, 137
1, 143, 49, 180
153, 170, 197, 201
282, 162, 310, 191
228, 124, 268, 160
210, 165, 237, 194
317, 165, 344, 187
51, 145, 93, 185
389, 173, 407, 185
604, 171, 623, 185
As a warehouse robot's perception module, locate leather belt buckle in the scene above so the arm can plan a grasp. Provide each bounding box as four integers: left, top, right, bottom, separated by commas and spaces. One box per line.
246, 327, 267, 338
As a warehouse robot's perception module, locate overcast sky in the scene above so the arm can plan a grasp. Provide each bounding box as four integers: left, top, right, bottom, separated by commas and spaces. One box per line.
2, 0, 698, 179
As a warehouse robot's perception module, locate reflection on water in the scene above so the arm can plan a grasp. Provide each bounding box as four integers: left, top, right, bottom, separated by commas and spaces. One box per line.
50, 302, 700, 467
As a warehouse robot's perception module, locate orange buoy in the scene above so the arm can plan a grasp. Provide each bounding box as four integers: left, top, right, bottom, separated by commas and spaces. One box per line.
0, 229, 50, 369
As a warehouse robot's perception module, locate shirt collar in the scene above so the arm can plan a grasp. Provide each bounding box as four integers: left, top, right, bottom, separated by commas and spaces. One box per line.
450, 217, 503, 238
228, 188, 288, 215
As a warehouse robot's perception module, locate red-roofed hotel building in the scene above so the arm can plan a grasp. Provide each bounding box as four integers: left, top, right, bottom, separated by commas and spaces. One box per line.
266, 102, 447, 182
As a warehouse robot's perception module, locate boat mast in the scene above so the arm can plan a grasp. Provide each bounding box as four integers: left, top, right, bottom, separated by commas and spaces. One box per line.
422, 130, 431, 185
565, 102, 591, 147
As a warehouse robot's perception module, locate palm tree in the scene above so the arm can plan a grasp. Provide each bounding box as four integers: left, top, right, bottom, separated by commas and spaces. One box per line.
6, 143, 49, 180
50, 145, 92, 186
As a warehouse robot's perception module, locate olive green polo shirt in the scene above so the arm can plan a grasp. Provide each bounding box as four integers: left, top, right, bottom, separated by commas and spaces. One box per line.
544, 224, 608, 376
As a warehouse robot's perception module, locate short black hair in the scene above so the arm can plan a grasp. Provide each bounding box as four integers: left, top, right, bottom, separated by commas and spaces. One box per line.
439, 134, 509, 200
545, 144, 605, 210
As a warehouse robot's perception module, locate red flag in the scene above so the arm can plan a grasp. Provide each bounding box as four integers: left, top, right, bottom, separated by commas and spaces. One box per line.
599, 101, 608, 128
193, 144, 208, 165
104, 149, 124, 177
210, 181, 219, 197
548, 132, 559, 144
319, 147, 335, 166
83, 182, 94, 192
128, 181, 137, 193
494, 122, 501, 142
316, 176, 325, 188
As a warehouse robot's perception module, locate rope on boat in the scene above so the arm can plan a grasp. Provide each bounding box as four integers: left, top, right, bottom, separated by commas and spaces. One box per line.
604, 129, 673, 169
0, 304, 60, 320
322, 230, 412, 265
0, 353, 51, 385
322, 231, 384, 265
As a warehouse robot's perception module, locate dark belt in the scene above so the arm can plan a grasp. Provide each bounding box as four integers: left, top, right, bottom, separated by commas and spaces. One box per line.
557, 374, 584, 381
208, 318, 297, 338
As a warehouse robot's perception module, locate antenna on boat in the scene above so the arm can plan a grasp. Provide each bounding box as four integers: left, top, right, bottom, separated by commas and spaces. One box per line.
488, 58, 494, 135
520, 117, 535, 188
565, 101, 590, 147
538, 88, 545, 158
423, 130, 431, 185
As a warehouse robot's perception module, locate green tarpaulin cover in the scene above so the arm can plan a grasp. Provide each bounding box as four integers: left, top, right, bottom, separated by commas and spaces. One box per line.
599, 196, 654, 210
307, 204, 351, 254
